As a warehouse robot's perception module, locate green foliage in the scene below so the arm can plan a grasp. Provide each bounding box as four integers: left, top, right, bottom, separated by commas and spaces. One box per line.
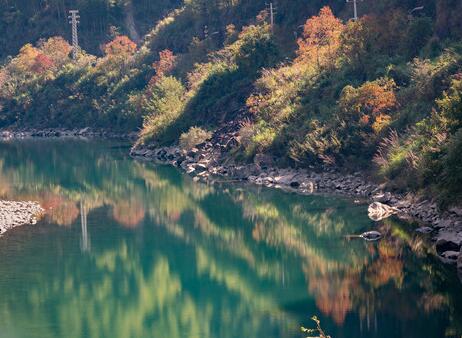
179, 126, 212, 150
139, 76, 186, 145
2, 0, 462, 205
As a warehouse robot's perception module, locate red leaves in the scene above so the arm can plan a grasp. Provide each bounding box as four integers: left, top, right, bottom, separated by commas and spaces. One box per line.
103, 35, 137, 57
148, 49, 176, 87
31, 53, 55, 74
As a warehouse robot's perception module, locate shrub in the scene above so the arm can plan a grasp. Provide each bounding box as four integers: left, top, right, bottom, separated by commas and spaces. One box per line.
179, 127, 212, 150
139, 76, 186, 144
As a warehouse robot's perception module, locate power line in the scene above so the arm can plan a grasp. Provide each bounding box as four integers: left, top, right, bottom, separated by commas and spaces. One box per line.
346, 0, 363, 21
68, 10, 80, 60
266, 2, 277, 33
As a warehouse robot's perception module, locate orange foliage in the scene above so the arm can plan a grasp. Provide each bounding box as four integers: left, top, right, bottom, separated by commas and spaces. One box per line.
39, 37, 72, 66
103, 35, 137, 57
149, 49, 176, 86
12, 44, 40, 72
297, 6, 344, 69
31, 53, 55, 74
340, 78, 397, 132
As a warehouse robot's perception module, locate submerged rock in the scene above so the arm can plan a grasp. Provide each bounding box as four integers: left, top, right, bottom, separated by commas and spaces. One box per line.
360, 231, 382, 241
368, 202, 399, 221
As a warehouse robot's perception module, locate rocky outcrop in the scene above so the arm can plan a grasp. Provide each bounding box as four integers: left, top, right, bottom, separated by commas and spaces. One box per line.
0, 200, 44, 235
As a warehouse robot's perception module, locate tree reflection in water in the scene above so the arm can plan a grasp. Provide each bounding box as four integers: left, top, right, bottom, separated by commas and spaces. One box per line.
0, 139, 461, 338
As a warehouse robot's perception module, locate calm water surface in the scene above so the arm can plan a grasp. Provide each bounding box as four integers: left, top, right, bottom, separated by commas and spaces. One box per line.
0, 139, 461, 338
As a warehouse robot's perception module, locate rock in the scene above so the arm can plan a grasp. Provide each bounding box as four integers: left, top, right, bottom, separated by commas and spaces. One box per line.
360, 231, 382, 241
415, 226, 433, 234
0, 200, 44, 235
434, 219, 453, 229
193, 163, 208, 173
458, 248, 462, 274
368, 202, 399, 221
78, 127, 90, 135
372, 192, 393, 203
435, 233, 462, 254
449, 207, 462, 217
290, 181, 300, 188
439, 251, 460, 264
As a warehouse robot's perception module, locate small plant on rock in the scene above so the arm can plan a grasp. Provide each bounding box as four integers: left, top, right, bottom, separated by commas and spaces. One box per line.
301, 316, 331, 338
179, 127, 212, 150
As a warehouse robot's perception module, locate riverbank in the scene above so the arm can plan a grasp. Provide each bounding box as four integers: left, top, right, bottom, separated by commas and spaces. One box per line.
0, 128, 138, 140
131, 122, 462, 278
0, 201, 44, 235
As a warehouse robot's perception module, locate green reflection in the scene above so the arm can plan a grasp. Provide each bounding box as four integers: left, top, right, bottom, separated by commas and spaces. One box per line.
0, 139, 461, 338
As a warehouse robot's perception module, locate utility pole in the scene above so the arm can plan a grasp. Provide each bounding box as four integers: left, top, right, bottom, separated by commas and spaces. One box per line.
68, 10, 80, 60
346, 0, 362, 20
266, 2, 277, 33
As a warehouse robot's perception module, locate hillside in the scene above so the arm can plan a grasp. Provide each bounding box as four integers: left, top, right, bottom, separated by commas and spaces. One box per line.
1, 0, 462, 206
0, 0, 180, 60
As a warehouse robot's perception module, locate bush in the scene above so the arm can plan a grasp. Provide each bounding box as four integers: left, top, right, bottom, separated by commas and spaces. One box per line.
139, 76, 186, 145
179, 127, 212, 150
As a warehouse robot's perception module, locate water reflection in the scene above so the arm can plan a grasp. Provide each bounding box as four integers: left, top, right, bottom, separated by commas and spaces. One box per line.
0, 139, 461, 338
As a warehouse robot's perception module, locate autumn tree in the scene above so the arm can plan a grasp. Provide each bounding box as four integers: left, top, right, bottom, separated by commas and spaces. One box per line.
10, 44, 41, 73
149, 49, 176, 86
339, 78, 398, 134
297, 6, 344, 70
103, 35, 137, 57
38, 37, 72, 67
31, 53, 55, 74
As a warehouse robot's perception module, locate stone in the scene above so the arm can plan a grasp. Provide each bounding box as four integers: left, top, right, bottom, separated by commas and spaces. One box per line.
435, 233, 462, 254
360, 231, 382, 241
368, 202, 399, 221
449, 207, 462, 217
193, 163, 208, 173
439, 251, 460, 264
415, 227, 433, 234
458, 248, 462, 274
372, 192, 392, 203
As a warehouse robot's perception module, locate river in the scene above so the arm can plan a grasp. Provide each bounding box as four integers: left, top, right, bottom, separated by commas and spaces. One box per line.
0, 139, 461, 338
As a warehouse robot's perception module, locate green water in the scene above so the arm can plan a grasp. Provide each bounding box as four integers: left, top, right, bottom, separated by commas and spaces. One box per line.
0, 139, 461, 338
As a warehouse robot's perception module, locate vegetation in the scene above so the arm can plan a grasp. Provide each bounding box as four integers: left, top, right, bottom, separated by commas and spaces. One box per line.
301, 316, 331, 338
1, 0, 462, 205
179, 127, 212, 150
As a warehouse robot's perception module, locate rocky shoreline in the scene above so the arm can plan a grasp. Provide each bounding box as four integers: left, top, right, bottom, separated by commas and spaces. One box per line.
0, 127, 138, 140
0, 200, 44, 235
131, 125, 462, 278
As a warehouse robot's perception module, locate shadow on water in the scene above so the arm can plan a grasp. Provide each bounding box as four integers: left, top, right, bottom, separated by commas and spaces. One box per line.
0, 139, 461, 338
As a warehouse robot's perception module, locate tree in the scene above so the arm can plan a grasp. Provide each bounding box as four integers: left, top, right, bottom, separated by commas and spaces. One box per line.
10, 44, 41, 73
297, 6, 344, 69
103, 35, 137, 57
339, 78, 398, 134
38, 37, 72, 67
31, 53, 55, 74
149, 49, 176, 86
